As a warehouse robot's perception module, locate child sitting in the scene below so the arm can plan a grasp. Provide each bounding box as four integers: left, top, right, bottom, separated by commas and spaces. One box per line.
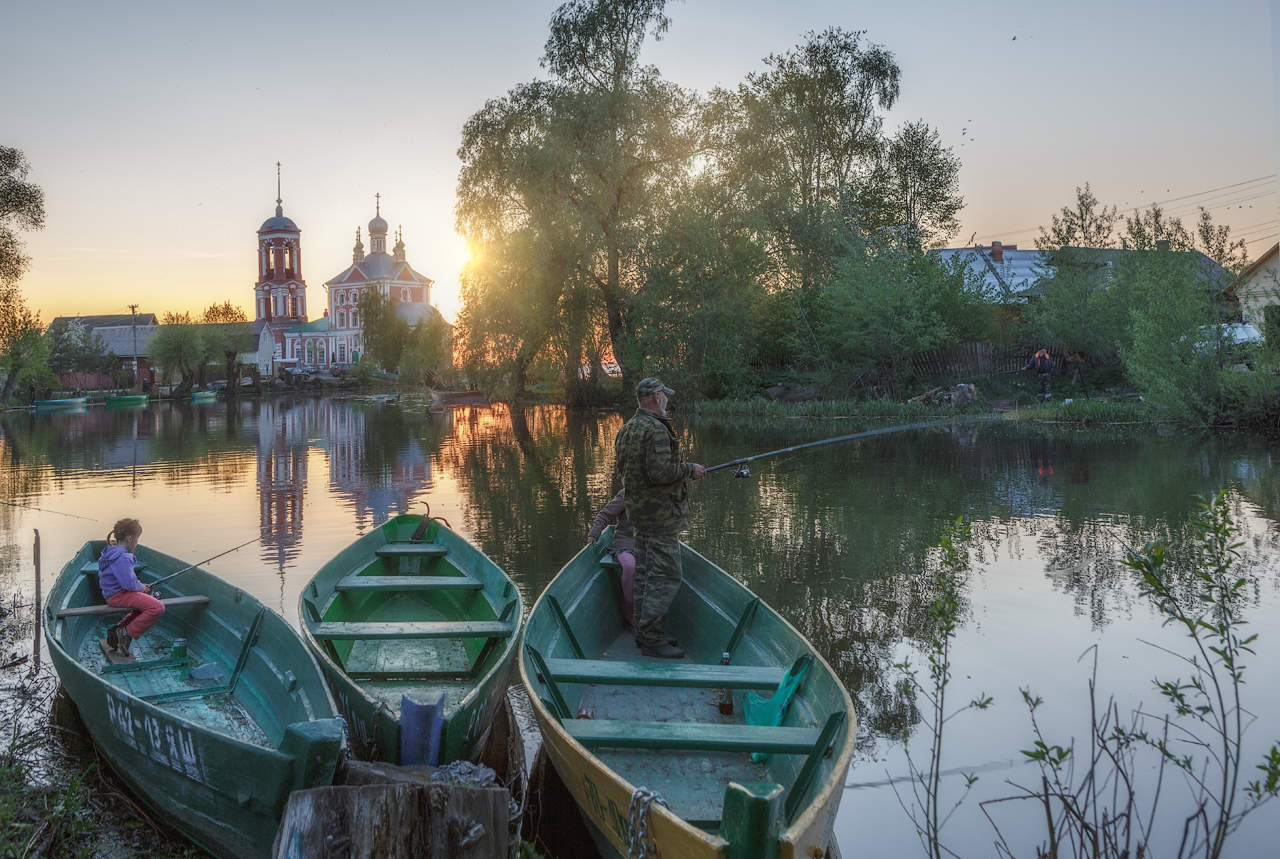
587, 489, 636, 626
99, 518, 164, 656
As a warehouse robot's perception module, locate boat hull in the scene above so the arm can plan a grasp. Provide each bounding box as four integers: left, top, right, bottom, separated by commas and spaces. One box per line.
299, 514, 522, 765
34, 397, 88, 411
44, 542, 346, 859
105, 394, 148, 407
520, 534, 855, 859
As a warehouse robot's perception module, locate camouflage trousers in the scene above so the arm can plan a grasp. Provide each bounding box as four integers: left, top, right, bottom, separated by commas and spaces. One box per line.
632, 534, 682, 647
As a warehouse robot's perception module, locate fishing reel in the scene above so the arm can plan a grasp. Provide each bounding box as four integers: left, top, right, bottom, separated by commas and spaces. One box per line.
733, 465, 751, 479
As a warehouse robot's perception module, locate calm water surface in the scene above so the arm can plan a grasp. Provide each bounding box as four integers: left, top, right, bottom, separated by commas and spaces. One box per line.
3, 396, 1278, 857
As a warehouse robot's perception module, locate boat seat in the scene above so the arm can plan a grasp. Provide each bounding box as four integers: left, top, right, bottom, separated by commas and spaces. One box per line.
564, 719, 821, 754
310, 620, 514, 640
544, 658, 785, 690
335, 574, 484, 592
375, 543, 449, 559
598, 554, 622, 569
57, 595, 210, 618
80, 561, 148, 576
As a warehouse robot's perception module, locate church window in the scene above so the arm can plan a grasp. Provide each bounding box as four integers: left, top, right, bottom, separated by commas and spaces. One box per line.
338, 344, 347, 362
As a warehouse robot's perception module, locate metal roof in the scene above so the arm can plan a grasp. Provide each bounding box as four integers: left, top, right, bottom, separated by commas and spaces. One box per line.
50, 313, 159, 330
325, 252, 432, 286
92, 325, 159, 358
930, 247, 1050, 298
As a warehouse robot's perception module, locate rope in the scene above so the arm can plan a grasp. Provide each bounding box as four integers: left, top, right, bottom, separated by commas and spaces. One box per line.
627, 786, 668, 859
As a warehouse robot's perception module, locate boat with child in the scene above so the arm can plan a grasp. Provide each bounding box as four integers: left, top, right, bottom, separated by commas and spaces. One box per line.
43, 541, 346, 859
520, 528, 855, 858
299, 511, 522, 765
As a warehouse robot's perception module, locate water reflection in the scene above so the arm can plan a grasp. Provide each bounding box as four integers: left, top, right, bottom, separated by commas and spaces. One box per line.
2, 402, 1278, 854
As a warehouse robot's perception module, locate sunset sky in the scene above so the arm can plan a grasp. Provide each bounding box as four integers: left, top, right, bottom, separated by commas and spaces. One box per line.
4, 0, 1277, 325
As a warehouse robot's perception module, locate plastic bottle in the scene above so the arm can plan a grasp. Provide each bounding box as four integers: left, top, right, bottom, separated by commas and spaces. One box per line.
717, 651, 734, 715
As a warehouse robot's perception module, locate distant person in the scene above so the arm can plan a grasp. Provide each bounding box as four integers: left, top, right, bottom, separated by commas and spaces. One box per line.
614, 377, 705, 658
1024, 348, 1054, 399
587, 489, 636, 625
99, 518, 163, 657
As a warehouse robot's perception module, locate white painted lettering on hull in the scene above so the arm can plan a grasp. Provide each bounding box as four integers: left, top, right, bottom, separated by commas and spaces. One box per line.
104, 692, 208, 785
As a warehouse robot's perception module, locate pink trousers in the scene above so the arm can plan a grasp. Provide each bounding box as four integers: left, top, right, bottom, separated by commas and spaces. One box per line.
618, 550, 636, 626
106, 590, 165, 639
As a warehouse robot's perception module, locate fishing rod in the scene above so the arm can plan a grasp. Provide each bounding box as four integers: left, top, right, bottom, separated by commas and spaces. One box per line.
149, 537, 263, 588
706, 418, 978, 478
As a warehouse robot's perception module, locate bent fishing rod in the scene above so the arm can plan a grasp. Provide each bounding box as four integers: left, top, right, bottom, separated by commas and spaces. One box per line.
149, 536, 263, 588
705, 417, 987, 478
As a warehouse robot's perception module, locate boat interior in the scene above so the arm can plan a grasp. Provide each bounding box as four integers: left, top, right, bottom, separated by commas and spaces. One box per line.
50, 542, 335, 749
301, 518, 519, 715
525, 536, 849, 834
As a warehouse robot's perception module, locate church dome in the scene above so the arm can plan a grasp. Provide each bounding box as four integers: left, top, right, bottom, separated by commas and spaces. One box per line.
259, 214, 299, 233
368, 214, 388, 235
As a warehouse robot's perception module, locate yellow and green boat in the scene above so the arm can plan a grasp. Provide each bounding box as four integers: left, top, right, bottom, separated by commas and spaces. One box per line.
43, 542, 346, 859
299, 513, 522, 765
520, 529, 855, 859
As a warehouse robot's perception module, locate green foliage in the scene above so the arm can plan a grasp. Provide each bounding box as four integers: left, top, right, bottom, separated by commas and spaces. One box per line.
398, 315, 453, 387
357, 289, 410, 373
0, 283, 48, 402
1035, 183, 1118, 251
0, 146, 45, 289
200, 300, 248, 324
45, 321, 116, 377
149, 323, 205, 385
858, 119, 964, 249
1263, 304, 1280, 347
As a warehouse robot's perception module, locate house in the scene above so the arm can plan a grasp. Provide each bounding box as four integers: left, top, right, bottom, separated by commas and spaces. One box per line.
1224, 241, 1279, 332
47, 313, 161, 388
930, 241, 1047, 301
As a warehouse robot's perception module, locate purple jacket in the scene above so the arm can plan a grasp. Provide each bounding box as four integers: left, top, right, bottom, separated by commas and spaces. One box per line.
98, 544, 142, 598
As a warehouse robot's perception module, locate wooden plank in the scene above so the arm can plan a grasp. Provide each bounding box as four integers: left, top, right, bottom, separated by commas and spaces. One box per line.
272, 781, 509, 859
375, 543, 449, 558
564, 719, 820, 754
57, 595, 210, 618
545, 658, 785, 690
310, 620, 514, 640
79, 561, 148, 575
335, 575, 483, 592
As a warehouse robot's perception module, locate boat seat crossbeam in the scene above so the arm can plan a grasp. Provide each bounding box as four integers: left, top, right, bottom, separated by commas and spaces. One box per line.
57, 595, 210, 619
334, 574, 484, 592
310, 620, 514, 640
784, 710, 847, 823
546, 596, 584, 659
375, 543, 449, 559
543, 658, 785, 690
724, 598, 760, 661
564, 719, 821, 754
79, 561, 148, 576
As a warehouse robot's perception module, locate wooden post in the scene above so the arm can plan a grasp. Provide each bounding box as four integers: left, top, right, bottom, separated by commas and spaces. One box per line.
32, 529, 41, 672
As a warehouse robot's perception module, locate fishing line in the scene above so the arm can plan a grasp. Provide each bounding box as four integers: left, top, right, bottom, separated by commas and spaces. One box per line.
706, 417, 993, 478
0, 498, 100, 522
149, 536, 264, 587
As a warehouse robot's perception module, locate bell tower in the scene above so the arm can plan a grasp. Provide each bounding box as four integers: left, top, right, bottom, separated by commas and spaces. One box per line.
254, 162, 307, 326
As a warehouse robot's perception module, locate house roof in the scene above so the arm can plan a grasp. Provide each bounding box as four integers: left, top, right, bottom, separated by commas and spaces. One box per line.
1225, 241, 1278, 297
930, 246, 1050, 298
92, 325, 159, 358
288, 317, 331, 334
1044, 247, 1234, 295
49, 313, 159, 331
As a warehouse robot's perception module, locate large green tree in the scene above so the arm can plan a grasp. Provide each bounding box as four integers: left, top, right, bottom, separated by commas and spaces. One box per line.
0, 147, 47, 403
149, 324, 205, 390
357, 289, 410, 373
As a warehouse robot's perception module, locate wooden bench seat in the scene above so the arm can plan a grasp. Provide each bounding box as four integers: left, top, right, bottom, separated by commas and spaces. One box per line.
544, 658, 785, 690
310, 620, 513, 640
335, 574, 484, 592
564, 719, 820, 754
57, 595, 210, 619
374, 543, 449, 559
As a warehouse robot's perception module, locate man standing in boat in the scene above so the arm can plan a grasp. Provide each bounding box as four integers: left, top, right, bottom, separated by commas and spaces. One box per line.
614, 377, 705, 659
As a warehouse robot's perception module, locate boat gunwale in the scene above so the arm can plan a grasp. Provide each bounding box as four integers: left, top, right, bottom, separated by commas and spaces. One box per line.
518, 532, 857, 855
43, 540, 343, 757
296, 514, 524, 722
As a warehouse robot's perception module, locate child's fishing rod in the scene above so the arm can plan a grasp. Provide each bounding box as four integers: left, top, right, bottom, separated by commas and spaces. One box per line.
0, 498, 100, 522
149, 537, 263, 588
706, 417, 982, 478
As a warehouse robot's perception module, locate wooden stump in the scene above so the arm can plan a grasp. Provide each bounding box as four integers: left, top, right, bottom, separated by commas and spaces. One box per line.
273, 775, 509, 858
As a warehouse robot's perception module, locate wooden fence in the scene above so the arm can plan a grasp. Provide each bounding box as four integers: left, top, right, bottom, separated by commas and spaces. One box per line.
911, 343, 1056, 381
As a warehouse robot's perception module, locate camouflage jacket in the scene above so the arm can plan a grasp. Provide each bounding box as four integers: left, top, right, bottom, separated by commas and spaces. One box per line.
613, 407, 695, 537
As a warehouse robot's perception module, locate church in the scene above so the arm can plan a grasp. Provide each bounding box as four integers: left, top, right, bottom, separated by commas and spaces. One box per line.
252, 169, 440, 373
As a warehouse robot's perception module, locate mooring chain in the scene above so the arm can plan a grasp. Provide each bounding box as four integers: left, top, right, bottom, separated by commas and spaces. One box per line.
627, 786, 668, 859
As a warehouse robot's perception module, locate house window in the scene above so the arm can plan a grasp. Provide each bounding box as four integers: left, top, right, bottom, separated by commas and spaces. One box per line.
338, 344, 347, 362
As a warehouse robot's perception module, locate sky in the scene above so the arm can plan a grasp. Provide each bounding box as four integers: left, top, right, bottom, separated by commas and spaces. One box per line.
4, 0, 1278, 325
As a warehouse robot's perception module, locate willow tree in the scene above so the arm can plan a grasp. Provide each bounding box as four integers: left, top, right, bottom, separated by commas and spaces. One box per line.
456, 0, 699, 392
0, 146, 47, 403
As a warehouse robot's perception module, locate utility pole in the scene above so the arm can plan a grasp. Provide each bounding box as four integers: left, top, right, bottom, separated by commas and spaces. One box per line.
128, 303, 139, 389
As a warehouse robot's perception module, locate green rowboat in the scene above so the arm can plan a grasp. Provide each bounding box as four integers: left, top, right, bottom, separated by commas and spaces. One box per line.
299, 513, 522, 765
43, 542, 347, 859
519, 529, 855, 859
33, 396, 88, 411
105, 393, 149, 407
191, 390, 218, 402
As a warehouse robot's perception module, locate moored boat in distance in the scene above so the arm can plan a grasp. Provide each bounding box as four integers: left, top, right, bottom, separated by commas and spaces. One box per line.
105, 393, 149, 407
191, 389, 218, 402
299, 513, 522, 765
520, 529, 855, 858
33, 396, 89, 411
43, 542, 346, 859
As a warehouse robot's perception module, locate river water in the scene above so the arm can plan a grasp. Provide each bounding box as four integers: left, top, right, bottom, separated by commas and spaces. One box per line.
3, 396, 1278, 857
